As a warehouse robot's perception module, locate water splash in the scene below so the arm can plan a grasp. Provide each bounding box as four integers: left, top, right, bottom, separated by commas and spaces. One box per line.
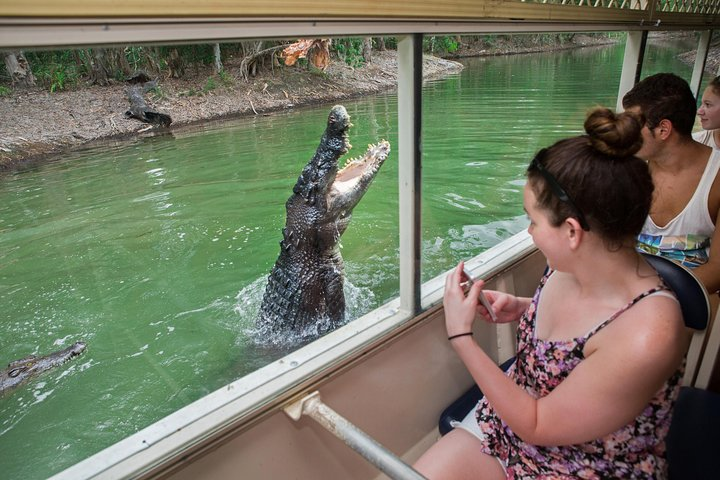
234, 276, 376, 347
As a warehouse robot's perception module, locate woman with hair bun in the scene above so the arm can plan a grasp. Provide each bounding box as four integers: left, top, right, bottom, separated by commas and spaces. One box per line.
414, 108, 692, 479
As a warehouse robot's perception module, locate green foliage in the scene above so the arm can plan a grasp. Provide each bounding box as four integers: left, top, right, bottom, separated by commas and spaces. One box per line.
218, 69, 235, 86
333, 38, 366, 68
149, 85, 167, 102
49, 65, 70, 92
381, 37, 398, 49
158, 44, 215, 66
22, 44, 224, 92
0, 85, 11, 96
124, 46, 146, 72
482, 34, 499, 47
203, 76, 217, 93
25, 50, 80, 92
12, 32, 620, 94
424, 36, 460, 54
179, 88, 200, 97
309, 66, 329, 78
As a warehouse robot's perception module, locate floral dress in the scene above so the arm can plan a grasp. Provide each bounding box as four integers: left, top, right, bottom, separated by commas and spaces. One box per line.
475, 271, 683, 479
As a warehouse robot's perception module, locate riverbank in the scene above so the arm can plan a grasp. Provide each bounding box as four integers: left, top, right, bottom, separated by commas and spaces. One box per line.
0, 50, 464, 172
0, 32, 711, 173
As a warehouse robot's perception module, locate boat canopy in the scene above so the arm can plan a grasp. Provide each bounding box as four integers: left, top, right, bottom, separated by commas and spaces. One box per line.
2, 0, 720, 49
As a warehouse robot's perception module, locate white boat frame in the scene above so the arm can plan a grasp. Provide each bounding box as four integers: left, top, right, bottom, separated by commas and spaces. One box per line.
1, 2, 719, 478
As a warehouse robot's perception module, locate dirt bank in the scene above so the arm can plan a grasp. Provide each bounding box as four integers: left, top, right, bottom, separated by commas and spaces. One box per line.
0, 51, 463, 172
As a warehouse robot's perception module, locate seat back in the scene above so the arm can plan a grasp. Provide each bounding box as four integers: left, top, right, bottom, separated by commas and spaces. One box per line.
641, 253, 710, 331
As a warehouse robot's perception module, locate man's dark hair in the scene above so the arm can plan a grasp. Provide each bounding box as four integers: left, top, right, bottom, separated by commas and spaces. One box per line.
621, 73, 697, 136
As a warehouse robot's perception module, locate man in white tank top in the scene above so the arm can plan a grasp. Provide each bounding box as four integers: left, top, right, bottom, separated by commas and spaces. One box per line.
623, 73, 720, 294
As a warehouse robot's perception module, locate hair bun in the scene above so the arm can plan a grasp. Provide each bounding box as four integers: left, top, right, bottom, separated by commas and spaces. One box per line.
584, 107, 643, 158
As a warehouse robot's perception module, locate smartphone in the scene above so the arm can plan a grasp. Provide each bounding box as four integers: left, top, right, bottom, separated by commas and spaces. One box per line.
462, 269, 498, 322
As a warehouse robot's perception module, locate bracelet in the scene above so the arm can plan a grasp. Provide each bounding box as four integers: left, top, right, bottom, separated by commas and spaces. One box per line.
447, 332, 473, 341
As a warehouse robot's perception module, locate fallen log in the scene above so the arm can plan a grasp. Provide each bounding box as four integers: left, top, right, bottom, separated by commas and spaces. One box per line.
124, 81, 172, 127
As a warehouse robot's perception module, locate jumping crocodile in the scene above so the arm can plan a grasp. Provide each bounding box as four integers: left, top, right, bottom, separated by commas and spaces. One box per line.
0, 341, 86, 395
257, 105, 390, 341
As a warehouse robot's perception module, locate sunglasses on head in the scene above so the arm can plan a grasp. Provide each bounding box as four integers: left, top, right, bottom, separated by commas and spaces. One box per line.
529, 149, 590, 231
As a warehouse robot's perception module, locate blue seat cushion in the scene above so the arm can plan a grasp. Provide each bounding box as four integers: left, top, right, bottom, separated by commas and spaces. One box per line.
438, 357, 514, 436
641, 253, 710, 330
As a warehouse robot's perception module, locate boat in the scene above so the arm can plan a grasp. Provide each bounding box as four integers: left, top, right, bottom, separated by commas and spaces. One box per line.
2, 1, 720, 478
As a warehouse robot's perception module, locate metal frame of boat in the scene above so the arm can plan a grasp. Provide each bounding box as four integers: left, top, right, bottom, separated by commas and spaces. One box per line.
2, 1, 720, 479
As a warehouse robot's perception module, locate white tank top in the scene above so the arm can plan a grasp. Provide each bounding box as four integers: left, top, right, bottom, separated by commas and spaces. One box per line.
637, 149, 720, 268
693, 130, 718, 149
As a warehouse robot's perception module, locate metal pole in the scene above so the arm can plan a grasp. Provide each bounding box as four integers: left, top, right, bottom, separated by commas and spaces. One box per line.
284, 391, 427, 480
690, 30, 712, 99
617, 30, 646, 112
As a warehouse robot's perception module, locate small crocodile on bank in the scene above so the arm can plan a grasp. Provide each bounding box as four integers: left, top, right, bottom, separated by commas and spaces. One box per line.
0, 341, 86, 395
257, 105, 390, 342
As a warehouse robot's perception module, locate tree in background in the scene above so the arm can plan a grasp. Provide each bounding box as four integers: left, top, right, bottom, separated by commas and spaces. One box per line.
3, 51, 36, 88
362, 37, 372, 63
213, 43, 223, 73
87, 48, 112, 86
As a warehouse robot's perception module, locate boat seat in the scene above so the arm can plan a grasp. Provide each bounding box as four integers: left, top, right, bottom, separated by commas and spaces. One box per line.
666, 386, 720, 479
438, 253, 713, 477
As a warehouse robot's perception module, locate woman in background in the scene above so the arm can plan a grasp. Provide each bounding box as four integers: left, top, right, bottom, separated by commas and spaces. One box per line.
696, 76, 720, 148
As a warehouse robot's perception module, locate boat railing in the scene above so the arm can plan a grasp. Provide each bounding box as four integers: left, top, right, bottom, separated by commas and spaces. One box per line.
284, 391, 427, 480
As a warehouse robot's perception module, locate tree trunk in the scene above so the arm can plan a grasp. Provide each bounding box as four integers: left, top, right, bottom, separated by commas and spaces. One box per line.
72, 50, 86, 76
376, 37, 386, 51
167, 48, 185, 78
116, 47, 133, 78
144, 47, 163, 76
239, 42, 285, 81
213, 43, 223, 73
3, 51, 36, 88
88, 48, 111, 86
362, 37, 372, 63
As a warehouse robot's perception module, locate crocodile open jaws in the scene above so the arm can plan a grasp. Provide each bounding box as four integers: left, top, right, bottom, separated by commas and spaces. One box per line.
257, 105, 390, 343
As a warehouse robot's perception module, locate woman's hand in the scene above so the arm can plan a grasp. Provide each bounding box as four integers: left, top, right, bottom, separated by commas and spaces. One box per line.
444, 262, 485, 336
479, 289, 528, 324
444, 262, 529, 332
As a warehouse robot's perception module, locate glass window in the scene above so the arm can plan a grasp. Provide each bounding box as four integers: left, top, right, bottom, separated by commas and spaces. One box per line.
0, 30, 712, 478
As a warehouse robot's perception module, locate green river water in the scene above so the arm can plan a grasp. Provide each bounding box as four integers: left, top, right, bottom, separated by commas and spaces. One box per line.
0, 38, 702, 478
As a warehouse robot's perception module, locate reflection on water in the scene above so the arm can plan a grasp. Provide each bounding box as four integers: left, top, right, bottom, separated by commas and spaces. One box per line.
0, 39, 701, 479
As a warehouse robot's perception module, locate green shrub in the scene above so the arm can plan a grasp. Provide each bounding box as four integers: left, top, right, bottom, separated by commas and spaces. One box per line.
203, 77, 217, 93
333, 38, 366, 68
218, 70, 234, 86
149, 85, 167, 101
424, 36, 460, 54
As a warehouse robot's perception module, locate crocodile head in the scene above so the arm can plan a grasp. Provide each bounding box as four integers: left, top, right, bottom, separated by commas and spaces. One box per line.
0, 341, 87, 395
293, 105, 390, 235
